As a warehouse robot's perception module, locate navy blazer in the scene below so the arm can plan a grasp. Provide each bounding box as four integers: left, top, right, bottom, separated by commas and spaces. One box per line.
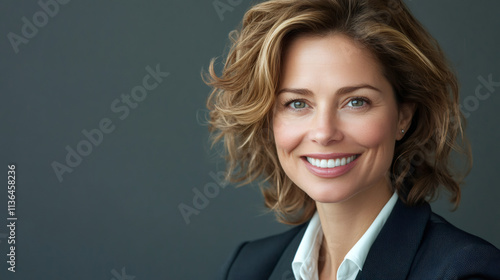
219, 199, 500, 279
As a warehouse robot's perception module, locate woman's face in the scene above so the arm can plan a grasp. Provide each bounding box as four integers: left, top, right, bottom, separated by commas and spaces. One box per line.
273, 33, 412, 204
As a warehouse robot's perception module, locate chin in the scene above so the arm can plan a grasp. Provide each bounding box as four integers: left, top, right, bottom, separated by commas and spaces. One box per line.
305, 184, 361, 204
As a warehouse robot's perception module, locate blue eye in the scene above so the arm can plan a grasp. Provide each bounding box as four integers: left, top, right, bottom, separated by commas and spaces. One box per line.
347, 98, 366, 107
289, 100, 308, 109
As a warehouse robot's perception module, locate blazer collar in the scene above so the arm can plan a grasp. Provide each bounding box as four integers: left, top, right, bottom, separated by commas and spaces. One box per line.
355, 199, 430, 280
269, 221, 307, 280
268, 199, 431, 280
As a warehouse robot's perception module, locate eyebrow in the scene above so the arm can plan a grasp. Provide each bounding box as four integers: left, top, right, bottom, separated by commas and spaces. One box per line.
276, 84, 381, 96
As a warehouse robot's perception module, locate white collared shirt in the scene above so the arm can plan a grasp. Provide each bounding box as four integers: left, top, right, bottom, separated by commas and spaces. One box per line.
292, 192, 398, 280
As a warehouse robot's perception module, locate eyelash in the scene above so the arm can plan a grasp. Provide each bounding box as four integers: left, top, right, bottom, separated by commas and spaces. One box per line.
282, 96, 371, 110
282, 98, 308, 110
346, 97, 371, 108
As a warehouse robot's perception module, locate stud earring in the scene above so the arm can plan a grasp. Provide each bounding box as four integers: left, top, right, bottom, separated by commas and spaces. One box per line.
401, 129, 405, 134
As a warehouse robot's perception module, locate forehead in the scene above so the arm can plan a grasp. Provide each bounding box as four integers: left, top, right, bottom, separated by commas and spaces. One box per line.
279, 33, 385, 87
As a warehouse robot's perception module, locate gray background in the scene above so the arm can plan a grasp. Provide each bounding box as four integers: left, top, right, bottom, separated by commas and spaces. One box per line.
0, 0, 499, 279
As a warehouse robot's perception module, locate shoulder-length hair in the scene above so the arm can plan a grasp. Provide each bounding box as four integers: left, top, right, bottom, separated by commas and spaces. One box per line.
204, 0, 470, 224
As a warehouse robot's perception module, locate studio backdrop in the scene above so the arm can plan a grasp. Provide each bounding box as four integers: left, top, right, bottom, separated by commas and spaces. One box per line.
1, 0, 499, 279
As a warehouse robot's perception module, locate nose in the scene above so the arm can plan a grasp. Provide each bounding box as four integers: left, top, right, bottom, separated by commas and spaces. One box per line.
309, 109, 344, 146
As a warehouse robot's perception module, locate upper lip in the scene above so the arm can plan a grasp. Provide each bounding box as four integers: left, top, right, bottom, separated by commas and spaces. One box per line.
302, 153, 360, 160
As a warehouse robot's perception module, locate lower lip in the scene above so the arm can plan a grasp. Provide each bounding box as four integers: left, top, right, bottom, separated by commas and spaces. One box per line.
302, 156, 359, 178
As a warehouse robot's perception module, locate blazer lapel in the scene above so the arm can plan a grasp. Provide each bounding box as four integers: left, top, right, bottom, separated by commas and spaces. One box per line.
267, 200, 430, 280
268, 223, 307, 280
355, 199, 431, 280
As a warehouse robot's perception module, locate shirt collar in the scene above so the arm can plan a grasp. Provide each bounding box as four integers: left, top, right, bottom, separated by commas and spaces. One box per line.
292, 211, 322, 280
292, 192, 398, 280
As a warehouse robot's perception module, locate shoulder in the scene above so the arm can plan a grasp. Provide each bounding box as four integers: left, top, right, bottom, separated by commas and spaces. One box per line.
411, 212, 500, 279
422, 212, 500, 258
360, 200, 500, 280
218, 223, 307, 280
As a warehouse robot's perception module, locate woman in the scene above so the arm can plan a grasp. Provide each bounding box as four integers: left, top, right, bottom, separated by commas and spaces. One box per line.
205, 0, 500, 279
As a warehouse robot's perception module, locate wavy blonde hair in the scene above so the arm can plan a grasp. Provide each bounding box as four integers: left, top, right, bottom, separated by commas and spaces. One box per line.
204, 0, 470, 224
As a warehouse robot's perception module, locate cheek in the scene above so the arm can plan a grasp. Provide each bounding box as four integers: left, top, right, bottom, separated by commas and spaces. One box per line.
349, 110, 398, 148
273, 115, 303, 155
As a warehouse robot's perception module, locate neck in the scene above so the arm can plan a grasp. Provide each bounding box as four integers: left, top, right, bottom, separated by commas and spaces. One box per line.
316, 179, 393, 279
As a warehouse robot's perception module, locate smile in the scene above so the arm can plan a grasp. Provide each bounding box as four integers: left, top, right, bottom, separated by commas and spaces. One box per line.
306, 155, 359, 169
301, 153, 360, 178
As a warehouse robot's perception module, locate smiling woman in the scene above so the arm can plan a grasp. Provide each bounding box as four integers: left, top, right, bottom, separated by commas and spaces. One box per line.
204, 0, 500, 279
273, 34, 411, 209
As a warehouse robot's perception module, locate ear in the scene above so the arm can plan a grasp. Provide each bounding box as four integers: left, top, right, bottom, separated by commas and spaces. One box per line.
396, 102, 415, 140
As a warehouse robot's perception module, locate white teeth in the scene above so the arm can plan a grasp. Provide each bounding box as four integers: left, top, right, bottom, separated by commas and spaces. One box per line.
306, 155, 358, 169
307, 157, 313, 164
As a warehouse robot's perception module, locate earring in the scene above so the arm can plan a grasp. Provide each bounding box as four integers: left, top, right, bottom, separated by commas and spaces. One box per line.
401, 129, 405, 134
